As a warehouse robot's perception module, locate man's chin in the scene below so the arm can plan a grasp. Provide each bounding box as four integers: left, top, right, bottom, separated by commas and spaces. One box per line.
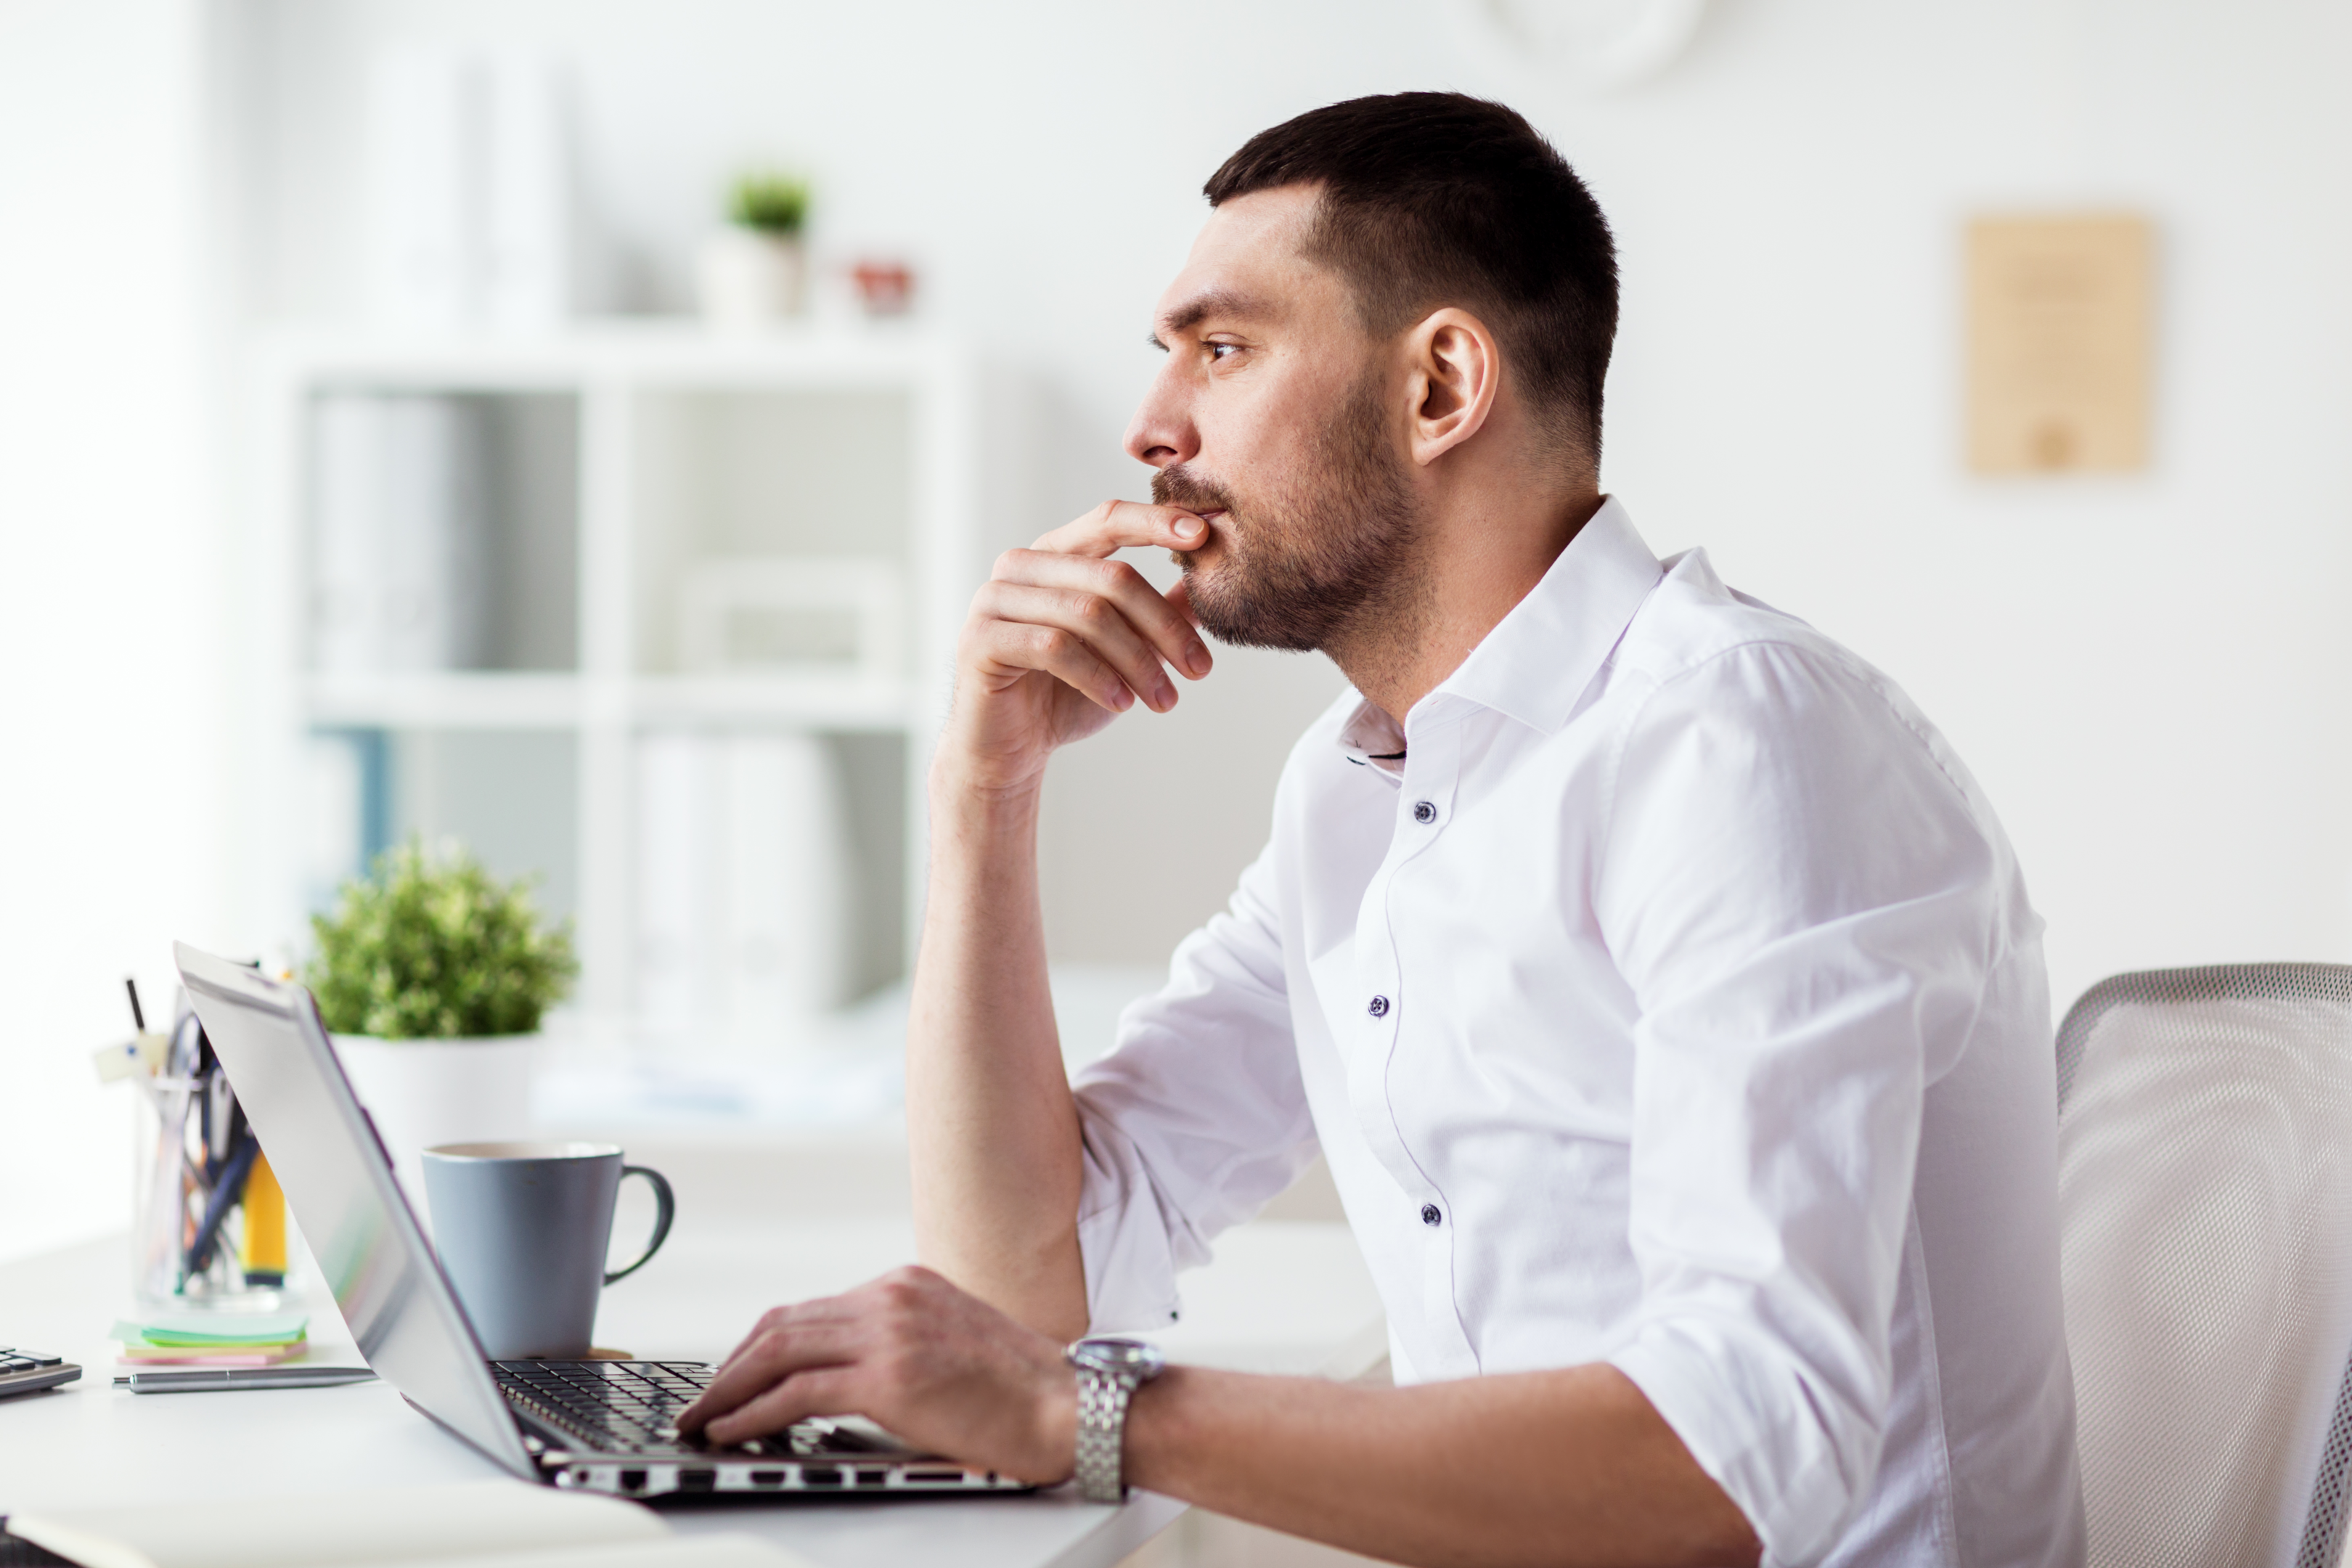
1181, 571, 1321, 653
1175, 558, 1239, 642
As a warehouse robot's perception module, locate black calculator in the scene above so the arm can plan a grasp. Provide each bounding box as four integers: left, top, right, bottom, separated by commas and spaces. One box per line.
0, 1347, 78, 1400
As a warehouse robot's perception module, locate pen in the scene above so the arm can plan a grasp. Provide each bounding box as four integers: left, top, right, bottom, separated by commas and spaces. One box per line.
113, 1366, 376, 1394
184, 1127, 259, 1275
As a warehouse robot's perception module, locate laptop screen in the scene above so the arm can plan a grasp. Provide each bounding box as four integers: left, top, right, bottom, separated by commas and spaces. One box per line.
175, 942, 535, 1478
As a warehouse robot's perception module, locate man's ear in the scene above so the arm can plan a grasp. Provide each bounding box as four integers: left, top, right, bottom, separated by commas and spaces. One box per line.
1403, 307, 1501, 467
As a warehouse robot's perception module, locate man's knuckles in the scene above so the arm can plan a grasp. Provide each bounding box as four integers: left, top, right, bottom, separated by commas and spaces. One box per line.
1015, 624, 1077, 664
874, 1263, 939, 1304
963, 619, 1058, 672
738, 1328, 793, 1377
1082, 556, 1140, 592
1066, 592, 1119, 631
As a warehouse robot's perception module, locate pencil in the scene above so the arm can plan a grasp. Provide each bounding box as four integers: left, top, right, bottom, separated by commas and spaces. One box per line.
241, 1150, 287, 1286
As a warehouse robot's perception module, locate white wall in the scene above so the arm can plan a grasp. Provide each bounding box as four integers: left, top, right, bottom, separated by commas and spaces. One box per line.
0, 0, 235, 1262
1579, 0, 2352, 1015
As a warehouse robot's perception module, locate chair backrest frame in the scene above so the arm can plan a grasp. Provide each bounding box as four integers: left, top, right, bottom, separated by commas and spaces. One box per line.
2057, 962, 2352, 1568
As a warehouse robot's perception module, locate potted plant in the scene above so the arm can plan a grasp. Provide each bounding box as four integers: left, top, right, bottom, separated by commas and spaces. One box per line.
307, 839, 577, 1219
698, 170, 812, 327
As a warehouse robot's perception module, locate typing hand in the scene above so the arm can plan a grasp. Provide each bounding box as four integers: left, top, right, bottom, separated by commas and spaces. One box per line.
939, 501, 1214, 797
674, 1265, 1079, 1484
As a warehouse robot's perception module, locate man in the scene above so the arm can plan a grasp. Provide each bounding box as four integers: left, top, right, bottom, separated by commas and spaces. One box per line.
680, 94, 2083, 1568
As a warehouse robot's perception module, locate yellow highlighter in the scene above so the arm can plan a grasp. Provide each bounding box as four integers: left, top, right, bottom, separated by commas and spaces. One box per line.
240, 1151, 287, 1286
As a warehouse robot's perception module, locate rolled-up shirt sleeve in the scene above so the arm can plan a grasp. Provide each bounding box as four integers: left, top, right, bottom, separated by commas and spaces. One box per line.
1070, 841, 1317, 1332
1596, 642, 2005, 1566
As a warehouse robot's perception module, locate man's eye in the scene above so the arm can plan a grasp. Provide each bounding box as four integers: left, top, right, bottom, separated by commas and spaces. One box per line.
1208, 342, 1241, 361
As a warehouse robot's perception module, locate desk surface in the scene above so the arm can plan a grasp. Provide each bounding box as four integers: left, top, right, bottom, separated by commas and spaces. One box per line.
0, 1170, 1381, 1568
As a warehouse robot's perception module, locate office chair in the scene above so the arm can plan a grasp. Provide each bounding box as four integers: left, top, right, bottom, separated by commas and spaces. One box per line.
2058, 963, 2352, 1568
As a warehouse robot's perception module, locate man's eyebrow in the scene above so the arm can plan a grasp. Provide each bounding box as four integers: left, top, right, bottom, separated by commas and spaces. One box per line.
1147, 288, 1275, 351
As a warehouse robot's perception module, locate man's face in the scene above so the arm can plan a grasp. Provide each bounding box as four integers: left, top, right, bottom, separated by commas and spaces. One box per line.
1127, 187, 1423, 652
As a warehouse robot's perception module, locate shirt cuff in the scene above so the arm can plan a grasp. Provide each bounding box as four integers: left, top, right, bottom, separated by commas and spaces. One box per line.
1072, 1105, 1206, 1334
1610, 1318, 1877, 1568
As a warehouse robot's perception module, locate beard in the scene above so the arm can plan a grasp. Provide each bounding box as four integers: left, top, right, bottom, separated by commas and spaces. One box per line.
1151, 370, 1424, 653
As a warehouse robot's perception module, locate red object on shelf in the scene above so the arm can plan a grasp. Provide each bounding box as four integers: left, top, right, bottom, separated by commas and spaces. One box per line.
851, 259, 915, 317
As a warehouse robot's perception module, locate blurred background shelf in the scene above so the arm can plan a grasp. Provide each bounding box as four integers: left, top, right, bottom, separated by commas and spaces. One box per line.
302, 672, 588, 728
258, 320, 957, 392
253, 325, 979, 1053
300, 673, 917, 730
626, 675, 914, 727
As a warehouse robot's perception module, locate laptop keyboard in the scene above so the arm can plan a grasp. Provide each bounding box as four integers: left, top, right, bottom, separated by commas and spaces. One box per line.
0, 1528, 77, 1567
493, 1360, 887, 1458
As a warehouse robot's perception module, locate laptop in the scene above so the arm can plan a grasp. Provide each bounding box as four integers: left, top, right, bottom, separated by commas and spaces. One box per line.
176, 942, 1030, 1502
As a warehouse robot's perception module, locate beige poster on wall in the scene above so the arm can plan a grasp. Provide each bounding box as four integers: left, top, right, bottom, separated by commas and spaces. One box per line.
1966, 213, 2155, 474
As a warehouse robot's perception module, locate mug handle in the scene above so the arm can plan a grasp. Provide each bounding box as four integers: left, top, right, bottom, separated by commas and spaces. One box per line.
604, 1165, 676, 1285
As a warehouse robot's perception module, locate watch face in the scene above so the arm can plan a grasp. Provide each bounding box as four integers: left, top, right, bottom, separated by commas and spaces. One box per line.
1070, 1336, 1167, 1379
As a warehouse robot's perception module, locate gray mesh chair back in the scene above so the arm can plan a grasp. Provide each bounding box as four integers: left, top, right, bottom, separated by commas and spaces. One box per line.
2057, 964, 2352, 1568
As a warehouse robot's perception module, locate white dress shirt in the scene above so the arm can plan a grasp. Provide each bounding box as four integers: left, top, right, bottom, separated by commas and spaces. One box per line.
1069, 499, 2084, 1567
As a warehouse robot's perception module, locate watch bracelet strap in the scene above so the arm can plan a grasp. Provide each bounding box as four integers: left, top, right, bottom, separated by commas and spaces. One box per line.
1074, 1365, 1136, 1503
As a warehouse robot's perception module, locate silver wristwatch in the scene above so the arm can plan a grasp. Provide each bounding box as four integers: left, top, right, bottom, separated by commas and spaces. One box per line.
1065, 1336, 1167, 1503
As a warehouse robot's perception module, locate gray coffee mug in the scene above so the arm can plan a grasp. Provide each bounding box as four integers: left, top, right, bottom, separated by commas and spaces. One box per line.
422, 1140, 675, 1360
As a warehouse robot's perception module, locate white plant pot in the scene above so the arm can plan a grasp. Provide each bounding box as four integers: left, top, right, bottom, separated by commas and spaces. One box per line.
698, 226, 807, 327
330, 1033, 541, 1232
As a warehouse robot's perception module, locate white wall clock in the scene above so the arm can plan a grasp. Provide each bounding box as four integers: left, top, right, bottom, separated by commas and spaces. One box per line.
1451, 0, 1710, 91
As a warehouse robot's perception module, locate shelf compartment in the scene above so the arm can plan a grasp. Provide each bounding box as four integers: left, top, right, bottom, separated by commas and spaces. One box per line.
628, 676, 912, 728
303, 726, 579, 924
305, 389, 579, 675
629, 387, 916, 679
304, 673, 586, 729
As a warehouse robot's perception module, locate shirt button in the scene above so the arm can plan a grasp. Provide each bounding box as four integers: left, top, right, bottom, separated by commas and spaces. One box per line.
1421, 1204, 1442, 1227
1413, 800, 1436, 824
1368, 995, 1390, 1018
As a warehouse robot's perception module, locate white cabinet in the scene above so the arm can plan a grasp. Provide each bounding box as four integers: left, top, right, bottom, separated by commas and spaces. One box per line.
248, 325, 978, 1051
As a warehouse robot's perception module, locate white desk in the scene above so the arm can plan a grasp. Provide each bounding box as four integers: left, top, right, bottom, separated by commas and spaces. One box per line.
0, 1135, 1383, 1568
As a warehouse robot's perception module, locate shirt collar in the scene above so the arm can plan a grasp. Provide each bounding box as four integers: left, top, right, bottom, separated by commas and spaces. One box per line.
1337, 701, 1409, 779
1423, 496, 1662, 736
1334, 496, 1664, 762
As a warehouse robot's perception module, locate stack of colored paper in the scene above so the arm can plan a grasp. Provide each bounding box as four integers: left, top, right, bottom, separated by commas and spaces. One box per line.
112, 1310, 309, 1367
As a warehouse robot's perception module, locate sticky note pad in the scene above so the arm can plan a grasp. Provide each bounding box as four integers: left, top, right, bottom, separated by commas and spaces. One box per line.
112, 1310, 309, 1349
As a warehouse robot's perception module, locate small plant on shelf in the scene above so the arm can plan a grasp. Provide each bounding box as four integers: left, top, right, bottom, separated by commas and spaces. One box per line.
727, 171, 811, 237
306, 838, 577, 1040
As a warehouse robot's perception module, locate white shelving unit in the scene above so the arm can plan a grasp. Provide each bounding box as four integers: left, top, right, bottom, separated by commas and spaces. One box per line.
244, 324, 979, 1053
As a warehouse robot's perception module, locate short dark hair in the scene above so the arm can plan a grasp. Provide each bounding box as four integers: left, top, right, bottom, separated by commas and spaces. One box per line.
1206, 92, 1618, 468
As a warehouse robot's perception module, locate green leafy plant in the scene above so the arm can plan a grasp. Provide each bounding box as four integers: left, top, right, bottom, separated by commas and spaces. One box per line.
306, 839, 578, 1040
727, 170, 811, 236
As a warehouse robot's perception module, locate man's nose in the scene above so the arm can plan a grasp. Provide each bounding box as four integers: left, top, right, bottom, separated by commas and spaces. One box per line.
1124, 363, 1199, 470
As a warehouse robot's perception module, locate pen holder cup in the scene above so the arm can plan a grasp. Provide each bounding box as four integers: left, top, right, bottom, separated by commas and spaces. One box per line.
131, 1071, 290, 1310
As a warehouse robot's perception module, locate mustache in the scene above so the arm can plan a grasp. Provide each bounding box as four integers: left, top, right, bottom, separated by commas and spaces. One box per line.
1150, 465, 1236, 518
